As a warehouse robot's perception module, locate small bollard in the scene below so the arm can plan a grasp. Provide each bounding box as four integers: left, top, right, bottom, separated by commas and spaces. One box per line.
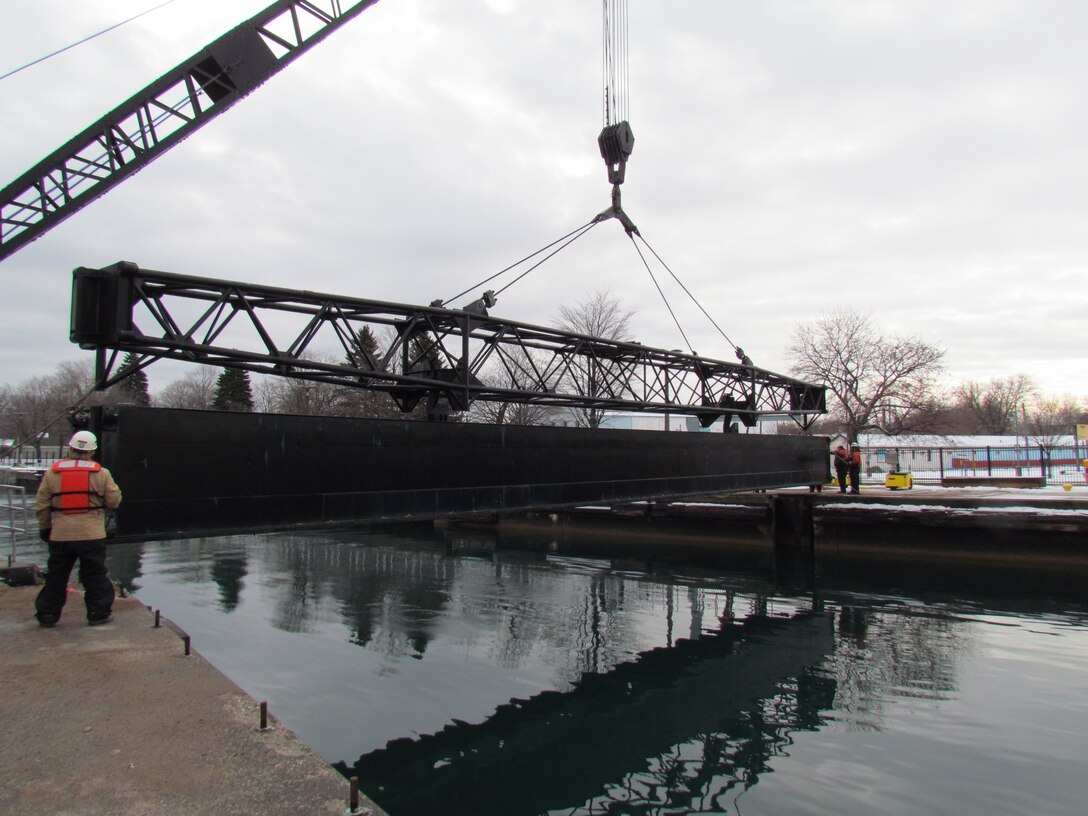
154, 609, 161, 628
182, 635, 191, 656
349, 776, 359, 813
259, 701, 268, 730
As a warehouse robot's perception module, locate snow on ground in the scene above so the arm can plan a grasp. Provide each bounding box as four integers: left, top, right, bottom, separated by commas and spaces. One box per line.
830, 502, 1088, 518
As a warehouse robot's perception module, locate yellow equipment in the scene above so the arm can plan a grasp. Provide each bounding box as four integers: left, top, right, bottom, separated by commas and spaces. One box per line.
885, 472, 913, 490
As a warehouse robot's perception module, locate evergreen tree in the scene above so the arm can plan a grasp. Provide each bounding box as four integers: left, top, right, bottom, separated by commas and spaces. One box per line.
212, 368, 254, 412
337, 326, 406, 420
346, 326, 380, 369
117, 352, 151, 406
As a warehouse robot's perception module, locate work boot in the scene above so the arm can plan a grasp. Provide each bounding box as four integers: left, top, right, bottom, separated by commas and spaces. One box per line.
37, 615, 58, 628
88, 614, 113, 626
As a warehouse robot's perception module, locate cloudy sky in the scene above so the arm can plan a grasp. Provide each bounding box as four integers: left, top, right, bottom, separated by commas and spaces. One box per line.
1, 0, 1085, 399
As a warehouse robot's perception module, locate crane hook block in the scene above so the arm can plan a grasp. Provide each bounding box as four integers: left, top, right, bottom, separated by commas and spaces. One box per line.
598, 121, 635, 185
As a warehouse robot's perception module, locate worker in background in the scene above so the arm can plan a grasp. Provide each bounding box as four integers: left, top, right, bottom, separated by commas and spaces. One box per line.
833, 444, 850, 493
848, 443, 863, 495
1083, 458, 1088, 485
34, 430, 122, 628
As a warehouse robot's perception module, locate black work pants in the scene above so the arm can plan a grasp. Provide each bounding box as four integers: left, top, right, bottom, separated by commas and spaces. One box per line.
35, 540, 115, 623
848, 465, 861, 493
835, 467, 848, 493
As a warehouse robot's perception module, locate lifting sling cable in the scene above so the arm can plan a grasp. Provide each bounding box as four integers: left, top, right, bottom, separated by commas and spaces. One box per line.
633, 231, 742, 355
491, 222, 600, 298
440, 219, 600, 307
627, 233, 694, 354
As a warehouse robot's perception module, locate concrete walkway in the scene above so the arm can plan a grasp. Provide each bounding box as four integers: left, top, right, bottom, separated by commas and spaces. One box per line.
0, 583, 386, 816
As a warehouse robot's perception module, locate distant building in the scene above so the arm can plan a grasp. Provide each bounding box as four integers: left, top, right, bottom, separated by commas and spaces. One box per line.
858, 433, 1083, 477
599, 412, 796, 434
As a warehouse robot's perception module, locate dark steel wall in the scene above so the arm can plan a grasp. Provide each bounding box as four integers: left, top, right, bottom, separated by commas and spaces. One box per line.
92, 406, 829, 539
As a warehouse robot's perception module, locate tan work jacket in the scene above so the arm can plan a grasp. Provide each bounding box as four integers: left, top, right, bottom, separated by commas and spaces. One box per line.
35, 459, 123, 542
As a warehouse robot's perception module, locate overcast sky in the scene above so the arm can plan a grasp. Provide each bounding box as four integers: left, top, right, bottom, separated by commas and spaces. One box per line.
2, 0, 1085, 399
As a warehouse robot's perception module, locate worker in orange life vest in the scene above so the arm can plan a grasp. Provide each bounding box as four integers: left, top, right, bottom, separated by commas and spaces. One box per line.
832, 444, 850, 493
847, 443, 863, 495
34, 430, 122, 628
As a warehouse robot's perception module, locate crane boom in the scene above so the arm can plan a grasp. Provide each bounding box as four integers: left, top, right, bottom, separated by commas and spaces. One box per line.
0, 0, 381, 263
70, 261, 827, 427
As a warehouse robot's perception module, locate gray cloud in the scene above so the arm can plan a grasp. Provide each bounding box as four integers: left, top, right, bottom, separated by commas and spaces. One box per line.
1, 0, 1085, 398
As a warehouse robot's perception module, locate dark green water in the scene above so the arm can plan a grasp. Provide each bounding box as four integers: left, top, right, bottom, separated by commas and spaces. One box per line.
33, 525, 1088, 815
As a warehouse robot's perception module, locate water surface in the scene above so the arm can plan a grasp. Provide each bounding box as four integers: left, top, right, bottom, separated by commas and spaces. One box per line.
26, 525, 1088, 815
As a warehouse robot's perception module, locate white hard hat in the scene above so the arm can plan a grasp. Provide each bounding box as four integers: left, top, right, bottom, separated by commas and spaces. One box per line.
68, 430, 98, 452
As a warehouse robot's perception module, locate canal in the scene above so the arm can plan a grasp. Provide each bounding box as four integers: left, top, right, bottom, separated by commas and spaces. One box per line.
19, 523, 1088, 815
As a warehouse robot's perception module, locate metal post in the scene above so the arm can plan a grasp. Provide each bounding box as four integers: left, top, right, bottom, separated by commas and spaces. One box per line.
1, 485, 29, 568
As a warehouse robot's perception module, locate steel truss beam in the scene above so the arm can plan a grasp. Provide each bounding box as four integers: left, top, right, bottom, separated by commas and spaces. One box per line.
1, 0, 381, 262
72, 262, 826, 426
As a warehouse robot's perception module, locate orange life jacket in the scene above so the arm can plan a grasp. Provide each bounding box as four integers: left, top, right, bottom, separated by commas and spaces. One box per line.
50, 459, 102, 514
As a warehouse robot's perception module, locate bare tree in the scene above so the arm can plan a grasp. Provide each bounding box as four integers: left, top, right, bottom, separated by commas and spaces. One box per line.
156, 366, 219, 410
788, 309, 945, 441
253, 361, 345, 417
553, 290, 636, 429
953, 375, 1036, 434
0, 360, 100, 459
248, 348, 407, 420
1023, 394, 1083, 447
468, 348, 558, 426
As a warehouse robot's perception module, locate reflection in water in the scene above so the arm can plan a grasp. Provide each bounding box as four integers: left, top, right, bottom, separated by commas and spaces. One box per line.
94, 526, 1088, 816
210, 554, 247, 612
341, 611, 835, 816
824, 603, 972, 732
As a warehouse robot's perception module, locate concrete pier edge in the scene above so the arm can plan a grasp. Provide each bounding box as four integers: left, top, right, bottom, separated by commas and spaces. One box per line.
0, 584, 387, 816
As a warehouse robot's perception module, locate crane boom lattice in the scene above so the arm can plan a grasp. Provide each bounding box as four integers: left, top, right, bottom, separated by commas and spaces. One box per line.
72, 262, 826, 427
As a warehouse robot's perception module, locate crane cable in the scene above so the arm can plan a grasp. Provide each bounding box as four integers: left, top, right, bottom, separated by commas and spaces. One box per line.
602, 0, 630, 126
441, 0, 749, 366
440, 220, 601, 308
0, 0, 181, 82
599, 0, 749, 364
